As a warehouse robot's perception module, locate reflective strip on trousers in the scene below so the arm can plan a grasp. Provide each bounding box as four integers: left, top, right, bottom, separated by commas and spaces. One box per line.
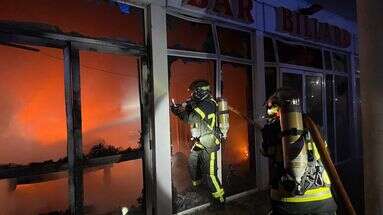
210, 152, 224, 202
271, 187, 333, 203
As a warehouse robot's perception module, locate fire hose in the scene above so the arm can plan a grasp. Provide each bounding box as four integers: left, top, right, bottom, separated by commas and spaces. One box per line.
303, 116, 356, 215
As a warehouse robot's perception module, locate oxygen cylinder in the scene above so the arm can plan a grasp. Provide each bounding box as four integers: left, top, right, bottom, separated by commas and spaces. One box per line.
217, 98, 229, 139
279, 97, 308, 193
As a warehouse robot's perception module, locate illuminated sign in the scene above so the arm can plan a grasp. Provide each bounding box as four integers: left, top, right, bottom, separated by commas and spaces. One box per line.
183, 0, 254, 23
276, 7, 351, 48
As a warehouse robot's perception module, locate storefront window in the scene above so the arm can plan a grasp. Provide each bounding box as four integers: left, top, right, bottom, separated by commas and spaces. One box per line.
265, 67, 278, 99
326, 75, 336, 160
167, 15, 215, 53
282, 73, 303, 103
333, 52, 349, 73
0, 0, 145, 44
335, 76, 350, 161
324, 51, 333, 71
80, 52, 142, 154
221, 62, 255, 195
84, 161, 143, 214
0, 44, 68, 215
168, 57, 215, 212
306, 76, 324, 129
80, 51, 143, 213
277, 40, 323, 69
264, 37, 276, 62
217, 27, 251, 59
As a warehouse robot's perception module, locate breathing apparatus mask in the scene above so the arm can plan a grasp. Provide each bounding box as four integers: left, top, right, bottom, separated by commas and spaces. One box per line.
189, 80, 211, 102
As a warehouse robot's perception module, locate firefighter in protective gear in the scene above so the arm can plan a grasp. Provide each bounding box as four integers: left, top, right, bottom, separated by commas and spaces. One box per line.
261, 88, 337, 215
170, 80, 225, 208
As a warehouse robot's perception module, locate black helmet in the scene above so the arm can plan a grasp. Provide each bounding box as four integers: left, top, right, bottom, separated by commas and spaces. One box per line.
189, 79, 210, 92
188, 80, 211, 101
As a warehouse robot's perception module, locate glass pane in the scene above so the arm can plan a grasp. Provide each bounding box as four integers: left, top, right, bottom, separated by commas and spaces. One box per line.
324, 51, 332, 70
335, 76, 350, 161
282, 73, 303, 103
217, 27, 251, 59
0, 177, 69, 215
167, 15, 215, 53
326, 75, 336, 160
0, 0, 144, 44
265, 67, 277, 99
305, 76, 323, 129
355, 56, 360, 73
356, 78, 362, 157
333, 52, 349, 73
0, 45, 66, 165
169, 57, 215, 212
80, 52, 142, 156
277, 41, 323, 69
264, 37, 276, 62
84, 161, 144, 214
222, 62, 256, 195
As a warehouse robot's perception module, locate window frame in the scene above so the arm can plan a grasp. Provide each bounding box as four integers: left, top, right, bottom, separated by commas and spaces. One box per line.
0, 1, 148, 214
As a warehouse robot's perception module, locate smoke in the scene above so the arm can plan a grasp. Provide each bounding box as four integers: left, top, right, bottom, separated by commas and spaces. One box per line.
0, 26, 143, 214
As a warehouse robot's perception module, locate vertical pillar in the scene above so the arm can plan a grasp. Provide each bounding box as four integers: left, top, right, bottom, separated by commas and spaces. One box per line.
64, 44, 84, 214
146, 1, 173, 214
254, 30, 269, 190
357, 0, 383, 213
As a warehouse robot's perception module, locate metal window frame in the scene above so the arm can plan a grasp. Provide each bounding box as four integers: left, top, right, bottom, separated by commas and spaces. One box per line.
165, 7, 261, 213
0, 2, 149, 214
269, 33, 355, 165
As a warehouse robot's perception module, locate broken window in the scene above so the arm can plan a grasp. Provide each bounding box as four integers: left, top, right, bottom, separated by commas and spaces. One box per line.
0, 0, 144, 44
168, 57, 215, 212
0, 44, 69, 214
83, 161, 143, 214
221, 62, 256, 195
167, 15, 215, 53
277, 40, 323, 69
217, 27, 252, 59
80, 51, 142, 155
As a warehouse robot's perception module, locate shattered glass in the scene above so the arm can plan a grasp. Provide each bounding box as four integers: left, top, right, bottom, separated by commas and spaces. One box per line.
167, 15, 215, 53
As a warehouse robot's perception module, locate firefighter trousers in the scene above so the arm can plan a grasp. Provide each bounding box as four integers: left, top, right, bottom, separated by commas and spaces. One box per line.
188, 146, 225, 203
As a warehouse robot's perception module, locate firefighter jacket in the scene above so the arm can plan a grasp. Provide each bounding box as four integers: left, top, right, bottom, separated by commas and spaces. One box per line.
171, 95, 220, 150
261, 119, 337, 213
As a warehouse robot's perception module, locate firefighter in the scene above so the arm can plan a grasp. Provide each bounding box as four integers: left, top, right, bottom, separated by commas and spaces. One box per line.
261, 88, 337, 215
170, 79, 225, 209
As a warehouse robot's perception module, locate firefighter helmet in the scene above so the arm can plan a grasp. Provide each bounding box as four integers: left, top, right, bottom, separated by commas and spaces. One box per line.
189, 79, 211, 101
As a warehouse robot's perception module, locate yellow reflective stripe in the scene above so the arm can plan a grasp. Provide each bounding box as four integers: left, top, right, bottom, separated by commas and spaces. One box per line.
304, 187, 330, 195
271, 187, 332, 203
194, 107, 206, 119
194, 143, 204, 148
207, 113, 215, 129
280, 193, 332, 203
209, 152, 223, 199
